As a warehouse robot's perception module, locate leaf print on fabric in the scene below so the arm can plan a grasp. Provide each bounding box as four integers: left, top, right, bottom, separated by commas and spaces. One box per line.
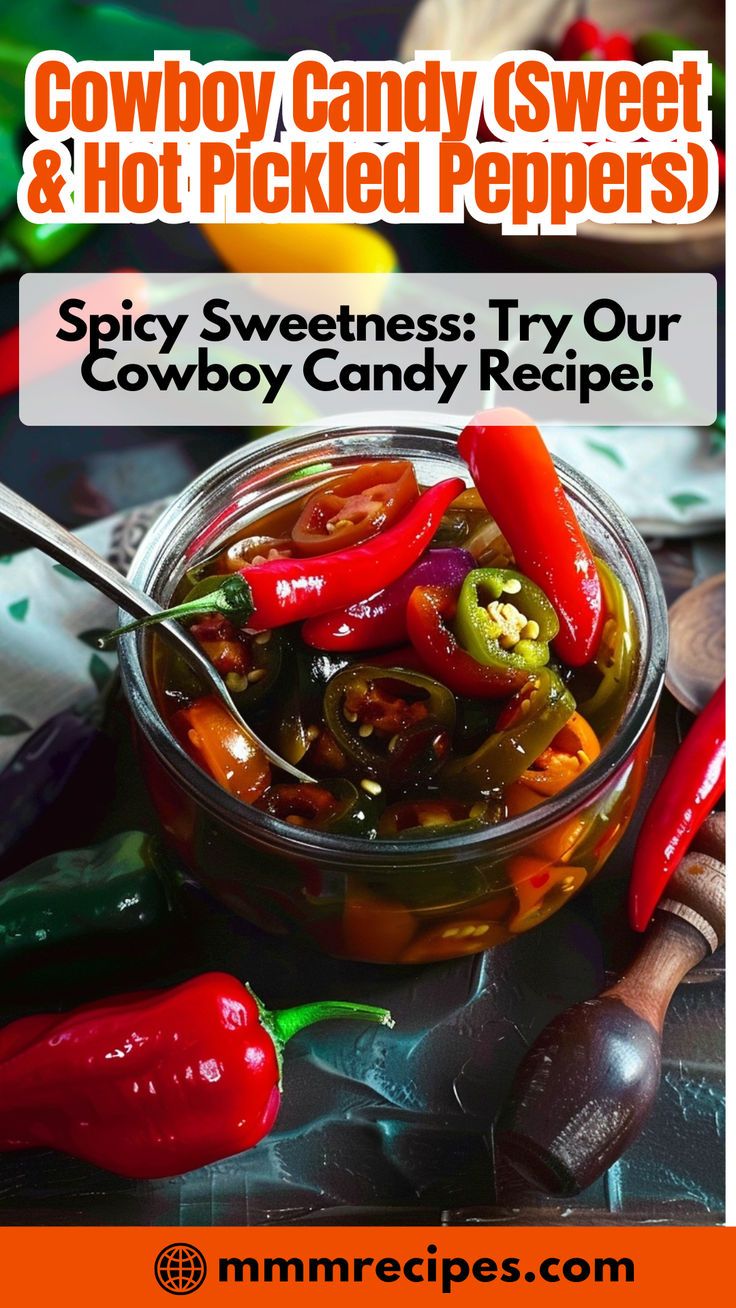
0, 714, 31, 736
88, 652, 115, 693
52, 563, 86, 583
8, 597, 29, 622
586, 440, 625, 469
669, 492, 709, 512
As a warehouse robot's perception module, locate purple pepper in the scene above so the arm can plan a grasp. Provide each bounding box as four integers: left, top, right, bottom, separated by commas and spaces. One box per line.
0, 711, 100, 860
301, 549, 474, 651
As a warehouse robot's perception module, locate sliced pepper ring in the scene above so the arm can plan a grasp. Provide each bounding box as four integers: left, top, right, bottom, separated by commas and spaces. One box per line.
454, 567, 559, 672
400, 917, 508, 962
506, 856, 587, 933
406, 585, 528, 699
323, 664, 456, 782
377, 796, 498, 839
183, 574, 284, 707
258, 779, 377, 836
443, 667, 576, 792
513, 711, 601, 798
291, 459, 419, 555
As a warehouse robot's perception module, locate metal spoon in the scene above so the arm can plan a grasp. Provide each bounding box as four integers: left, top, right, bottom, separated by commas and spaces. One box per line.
0, 481, 316, 784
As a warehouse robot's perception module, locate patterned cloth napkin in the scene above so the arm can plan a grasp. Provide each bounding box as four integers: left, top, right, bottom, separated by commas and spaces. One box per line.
0, 425, 724, 855
0, 502, 166, 855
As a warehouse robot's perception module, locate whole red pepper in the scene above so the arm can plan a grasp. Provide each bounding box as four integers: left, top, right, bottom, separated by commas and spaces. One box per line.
558, 18, 603, 59
406, 584, 527, 698
0, 269, 148, 397
458, 409, 603, 667
558, 18, 635, 61
629, 680, 726, 932
107, 477, 464, 640
0, 973, 392, 1179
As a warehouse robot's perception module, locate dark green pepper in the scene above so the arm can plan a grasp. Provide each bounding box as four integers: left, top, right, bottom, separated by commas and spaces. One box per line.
579, 560, 637, 742
323, 665, 456, 783
454, 568, 558, 674
0, 831, 180, 963
443, 668, 576, 792
271, 647, 354, 764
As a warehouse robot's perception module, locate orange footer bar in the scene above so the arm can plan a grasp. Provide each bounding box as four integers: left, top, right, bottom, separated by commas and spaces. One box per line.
0, 1225, 731, 1305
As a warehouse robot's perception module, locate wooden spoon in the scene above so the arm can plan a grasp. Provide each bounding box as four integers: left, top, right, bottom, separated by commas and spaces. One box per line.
497, 849, 725, 1195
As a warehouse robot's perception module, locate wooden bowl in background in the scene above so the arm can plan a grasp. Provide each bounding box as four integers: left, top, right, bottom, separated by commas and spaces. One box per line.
398, 0, 724, 270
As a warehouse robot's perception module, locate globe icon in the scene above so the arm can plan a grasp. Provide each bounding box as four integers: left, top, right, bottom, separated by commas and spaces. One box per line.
154, 1243, 207, 1295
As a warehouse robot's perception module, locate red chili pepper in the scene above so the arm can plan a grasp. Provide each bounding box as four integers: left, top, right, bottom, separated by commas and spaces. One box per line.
558, 18, 603, 59
107, 477, 464, 640
0, 972, 392, 1179
601, 33, 636, 61
558, 19, 634, 61
458, 409, 603, 666
628, 680, 726, 932
405, 584, 527, 698
0, 269, 148, 396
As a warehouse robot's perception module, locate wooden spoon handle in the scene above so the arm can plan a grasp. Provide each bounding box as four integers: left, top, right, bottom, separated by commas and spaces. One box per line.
498, 852, 725, 1194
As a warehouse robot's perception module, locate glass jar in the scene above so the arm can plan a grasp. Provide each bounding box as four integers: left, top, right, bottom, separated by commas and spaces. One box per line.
118, 416, 668, 964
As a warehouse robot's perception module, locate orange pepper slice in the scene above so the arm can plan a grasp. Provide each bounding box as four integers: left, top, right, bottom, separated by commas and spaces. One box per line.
507, 855, 587, 933
400, 918, 508, 963
505, 782, 587, 863
514, 711, 600, 797
341, 885, 418, 964
175, 697, 271, 803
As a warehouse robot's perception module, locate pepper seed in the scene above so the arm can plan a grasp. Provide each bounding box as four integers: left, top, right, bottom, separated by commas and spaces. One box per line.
502, 577, 522, 594
358, 723, 374, 738
225, 672, 249, 692
360, 778, 382, 796
519, 619, 540, 640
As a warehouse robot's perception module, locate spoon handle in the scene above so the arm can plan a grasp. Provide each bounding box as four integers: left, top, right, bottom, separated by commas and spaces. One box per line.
0, 480, 161, 622
0, 480, 316, 785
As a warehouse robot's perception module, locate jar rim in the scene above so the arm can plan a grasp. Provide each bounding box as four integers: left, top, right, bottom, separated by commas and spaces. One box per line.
118, 414, 668, 867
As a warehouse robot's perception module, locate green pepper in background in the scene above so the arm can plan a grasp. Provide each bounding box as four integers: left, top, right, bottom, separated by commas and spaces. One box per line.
0, 831, 182, 963
579, 560, 637, 743
455, 568, 558, 673
3, 214, 95, 267
635, 31, 725, 142
443, 668, 576, 792
0, 1, 280, 233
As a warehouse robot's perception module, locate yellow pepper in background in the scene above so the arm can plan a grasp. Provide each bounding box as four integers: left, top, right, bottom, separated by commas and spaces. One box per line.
201, 221, 398, 274
200, 221, 398, 313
